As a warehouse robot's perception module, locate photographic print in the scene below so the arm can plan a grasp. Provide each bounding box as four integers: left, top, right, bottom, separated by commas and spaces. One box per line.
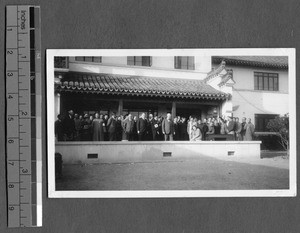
47, 49, 296, 198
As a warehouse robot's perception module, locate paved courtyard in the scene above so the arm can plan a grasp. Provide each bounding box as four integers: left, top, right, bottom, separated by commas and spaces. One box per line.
56, 152, 289, 191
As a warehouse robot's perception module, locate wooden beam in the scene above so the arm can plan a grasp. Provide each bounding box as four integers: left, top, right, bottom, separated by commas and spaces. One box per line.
63, 94, 222, 106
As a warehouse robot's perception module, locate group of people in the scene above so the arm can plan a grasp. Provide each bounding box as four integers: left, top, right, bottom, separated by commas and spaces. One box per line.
55, 110, 255, 142
187, 115, 255, 141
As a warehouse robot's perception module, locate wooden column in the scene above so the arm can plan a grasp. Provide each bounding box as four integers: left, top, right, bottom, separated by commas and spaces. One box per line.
118, 99, 123, 116
60, 92, 64, 114
171, 101, 176, 119
56, 93, 60, 115
217, 105, 221, 118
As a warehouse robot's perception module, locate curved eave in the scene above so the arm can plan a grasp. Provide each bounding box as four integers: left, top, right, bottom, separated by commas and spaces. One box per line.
212, 57, 288, 70
55, 86, 229, 101
205, 63, 226, 82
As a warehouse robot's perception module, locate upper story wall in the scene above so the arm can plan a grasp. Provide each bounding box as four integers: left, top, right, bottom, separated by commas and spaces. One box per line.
212, 64, 289, 93
67, 56, 211, 80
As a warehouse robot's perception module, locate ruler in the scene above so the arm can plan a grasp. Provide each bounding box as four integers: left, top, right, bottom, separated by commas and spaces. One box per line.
6, 6, 42, 227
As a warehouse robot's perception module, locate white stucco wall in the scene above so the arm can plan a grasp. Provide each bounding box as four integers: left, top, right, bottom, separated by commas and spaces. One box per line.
67, 56, 211, 80
217, 65, 289, 122
209, 64, 289, 122
223, 65, 289, 93
221, 99, 233, 117
231, 90, 289, 121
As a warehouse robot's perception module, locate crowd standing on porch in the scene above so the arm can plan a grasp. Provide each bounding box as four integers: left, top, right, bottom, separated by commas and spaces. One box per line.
55, 110, 255, 142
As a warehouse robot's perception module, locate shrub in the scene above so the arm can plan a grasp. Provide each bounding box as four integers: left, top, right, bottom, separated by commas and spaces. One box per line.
266, 113, 289, 151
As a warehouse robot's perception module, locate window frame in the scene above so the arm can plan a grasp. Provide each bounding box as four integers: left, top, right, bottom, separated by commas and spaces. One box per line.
75, 56, 102, 63
127, 56, 152, 67
174, 56, 195, 70
54, 57, 69, 69
254, 72, 279, 91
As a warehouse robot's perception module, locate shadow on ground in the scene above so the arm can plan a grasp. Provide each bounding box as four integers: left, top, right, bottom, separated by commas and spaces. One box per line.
261, 150, 288, 159
56, 151, 289, 191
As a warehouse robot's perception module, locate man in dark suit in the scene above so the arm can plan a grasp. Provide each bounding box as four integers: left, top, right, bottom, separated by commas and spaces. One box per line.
241, 117, 247, 140
173, 117, 179, 140
137, 113, 147, 141
123, 114, 135, 141
146, 114, 153, 140
133, 116, 138, 141
55, 114, 64, 141
227, 116, 236, 140
63, 110, 75, 141
103, 114, 109, 141
152, 115, 161, 141
162, 113, 175, 141
107, 112, 117, 141
200, 118, 209, 141
178, 117, 188, 140
148, 114, 158, 141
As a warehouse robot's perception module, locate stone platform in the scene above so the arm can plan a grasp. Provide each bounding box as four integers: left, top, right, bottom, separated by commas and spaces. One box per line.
55, 141, 262, 164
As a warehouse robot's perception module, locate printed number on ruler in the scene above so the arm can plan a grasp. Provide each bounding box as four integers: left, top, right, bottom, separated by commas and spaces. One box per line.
6, 5, 42, 228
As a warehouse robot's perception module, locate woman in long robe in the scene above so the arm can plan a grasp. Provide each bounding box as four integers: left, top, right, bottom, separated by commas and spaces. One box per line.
244, 118, 255, 141
92, 113, 104, 141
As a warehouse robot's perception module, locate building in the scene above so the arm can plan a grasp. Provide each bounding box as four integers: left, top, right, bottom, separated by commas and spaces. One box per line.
53, 54, 288, 132
211, 56, 288, 132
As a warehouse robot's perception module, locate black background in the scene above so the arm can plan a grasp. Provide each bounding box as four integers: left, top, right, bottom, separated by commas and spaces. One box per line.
0, 0, 299, 232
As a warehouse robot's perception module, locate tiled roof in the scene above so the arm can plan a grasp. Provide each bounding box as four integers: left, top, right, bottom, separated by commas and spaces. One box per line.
212, 56, 288, 69
55, 72, 229, 100
205, 61, 235, 87
205, 60, 226, 82
218, 69, 235, 87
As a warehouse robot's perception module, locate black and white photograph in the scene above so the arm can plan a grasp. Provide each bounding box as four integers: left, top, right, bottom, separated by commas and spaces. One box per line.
3, 0, 300, 232
47, 49, 296, 198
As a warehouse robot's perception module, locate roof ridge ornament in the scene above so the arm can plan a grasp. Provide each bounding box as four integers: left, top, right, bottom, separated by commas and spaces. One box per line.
218, 69, 236, 87
205, 60, 227, 83
226, 68, 233, 76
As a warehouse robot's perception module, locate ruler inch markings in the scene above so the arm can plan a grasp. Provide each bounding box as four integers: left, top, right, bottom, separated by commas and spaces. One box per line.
6, 5, 41, 228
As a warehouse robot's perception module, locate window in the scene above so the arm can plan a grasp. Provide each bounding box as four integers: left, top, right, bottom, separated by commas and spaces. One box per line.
54, 57, 69, 69
75, 56, 102, 63
254, 72, 279, 91
255, 114, 278, 132
127, 56, 152, 66
174, 56, 195, 70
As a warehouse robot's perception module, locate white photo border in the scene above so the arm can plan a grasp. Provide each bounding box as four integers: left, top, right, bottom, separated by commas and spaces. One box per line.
47, 48, 296, 198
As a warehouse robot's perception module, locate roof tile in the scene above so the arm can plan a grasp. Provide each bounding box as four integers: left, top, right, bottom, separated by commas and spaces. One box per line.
212, 56, 288, 69
56, 72, 229, 100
